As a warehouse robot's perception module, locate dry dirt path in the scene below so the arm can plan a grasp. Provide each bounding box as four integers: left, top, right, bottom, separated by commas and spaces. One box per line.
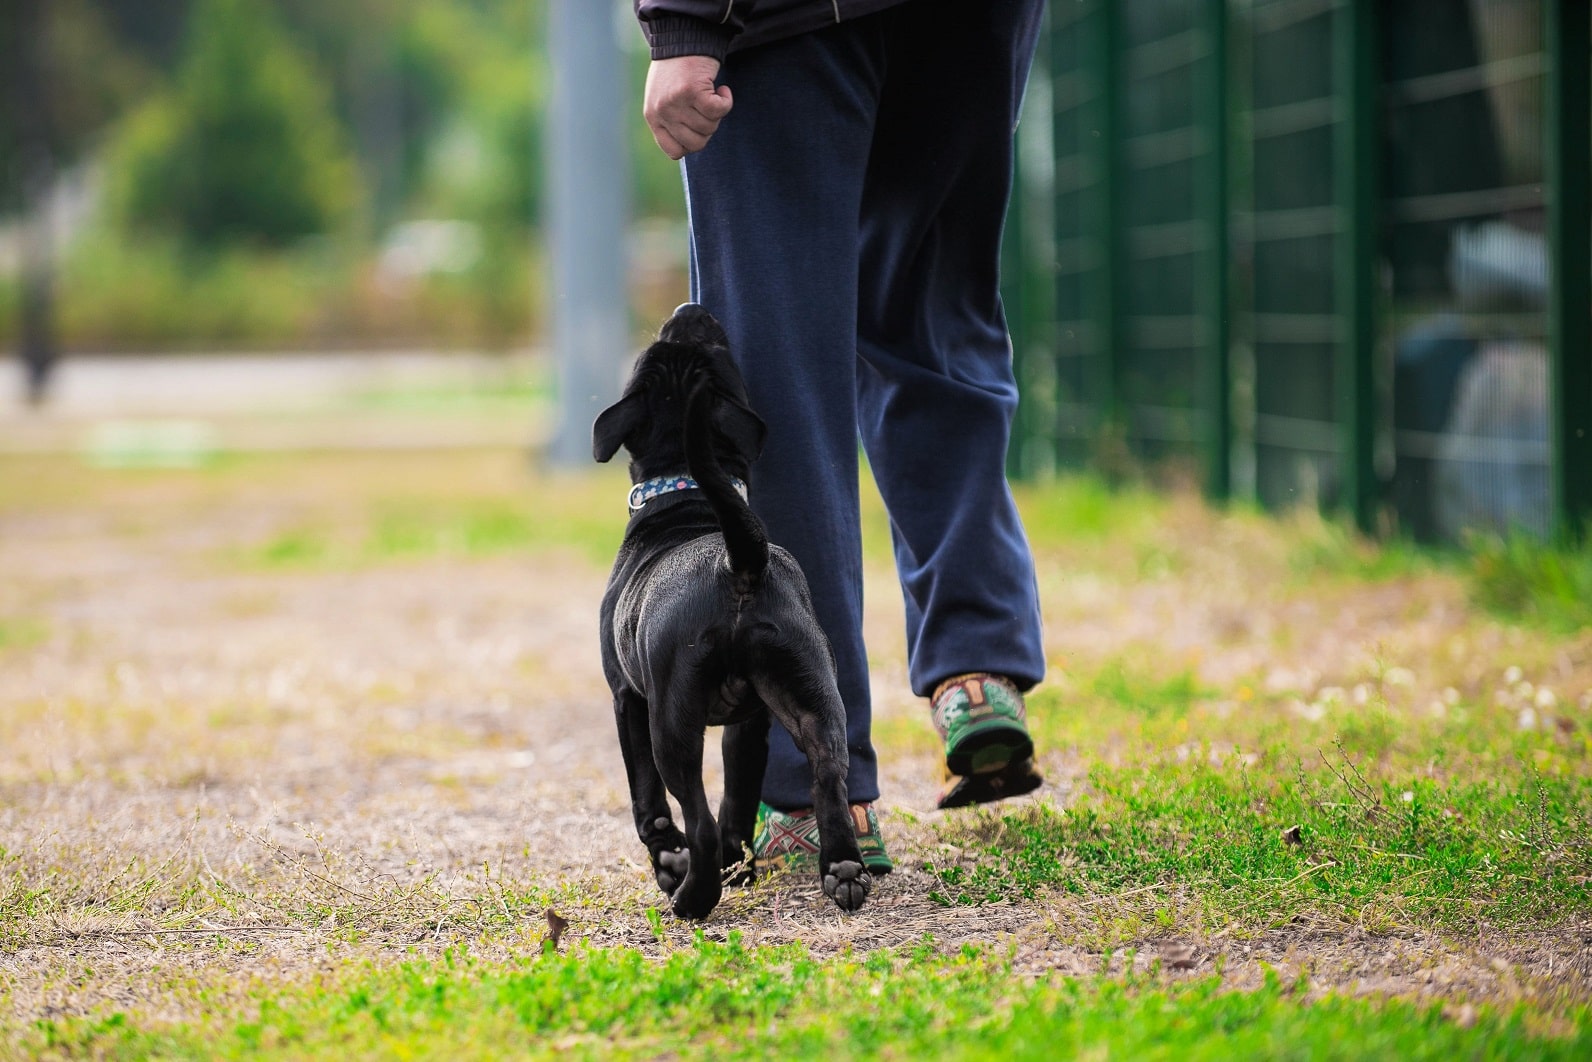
0, 455, 1036, 1026
0, 452, 1587, 1030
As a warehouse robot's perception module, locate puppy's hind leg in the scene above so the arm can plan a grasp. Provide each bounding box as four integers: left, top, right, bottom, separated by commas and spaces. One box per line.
752, 658, 871, 913
652, 716, 723, 919
718, 711, 769, 885
613, 688, 689, 897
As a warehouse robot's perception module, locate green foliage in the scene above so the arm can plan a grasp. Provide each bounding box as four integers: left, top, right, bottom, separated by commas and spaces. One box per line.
18, 226, 541, 350
34, 0, 159, 162
1468, 532, 1592, 632
630, 44, 690, 220
55, 230, 337, 347
403, 1, 546, 231
104, 0, 358, 247
24, 938, 1590, 1059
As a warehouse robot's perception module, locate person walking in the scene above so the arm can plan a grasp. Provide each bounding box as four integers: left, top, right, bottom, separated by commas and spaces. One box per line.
633, 0, 1047, 874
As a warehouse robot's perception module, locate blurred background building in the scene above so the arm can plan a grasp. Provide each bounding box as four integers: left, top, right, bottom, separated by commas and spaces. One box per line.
2, 0, 1589, 543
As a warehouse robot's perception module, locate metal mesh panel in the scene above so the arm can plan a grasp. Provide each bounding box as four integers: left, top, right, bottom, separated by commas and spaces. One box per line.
1048, 0, 1107, 470
1004, 0, 1581, 536
1118, 1, 1210, 468
1241, 0, 1341, 511
1383, 0, 1551, 541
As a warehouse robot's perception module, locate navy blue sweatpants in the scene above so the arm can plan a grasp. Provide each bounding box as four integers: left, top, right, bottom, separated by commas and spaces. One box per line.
682, 0, 1047, 810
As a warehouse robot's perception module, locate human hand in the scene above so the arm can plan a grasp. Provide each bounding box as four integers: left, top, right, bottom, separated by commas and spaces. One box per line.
643, 55, 733, 160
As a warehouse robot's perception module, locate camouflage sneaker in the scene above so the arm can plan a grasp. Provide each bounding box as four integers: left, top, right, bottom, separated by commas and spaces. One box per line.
931, 673, 1043, 809
753, 802, 894, 875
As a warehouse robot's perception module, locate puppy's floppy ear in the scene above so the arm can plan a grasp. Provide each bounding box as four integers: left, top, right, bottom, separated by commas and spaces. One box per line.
592, 392, 645, 463
712, 395, 766, 462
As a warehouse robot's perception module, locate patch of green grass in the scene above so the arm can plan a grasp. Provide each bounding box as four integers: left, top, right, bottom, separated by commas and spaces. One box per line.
1016, 475, 1167, 546
243, 493, 628, 571
1086, 659, 1210, 719
21, 937, 1590, 1060
1468, 533, 1592, 633
926, 755, 1592, 932
857, 472, 1171, 570
1287, 518, 1439, 583
0, 616, 48, 652
348, 372, 552, 414
1021, 649, 1589, 781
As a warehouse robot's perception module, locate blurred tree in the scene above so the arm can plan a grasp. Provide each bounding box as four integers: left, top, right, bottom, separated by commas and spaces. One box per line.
105, 0, 358, 247
404, 0, 545, 231
273, 0, 415, 234
2, 0, 156, 399
3, 0, 59, 402
93, 0, 189, 68
0, 0, 154, 202
626, 41, 687, 222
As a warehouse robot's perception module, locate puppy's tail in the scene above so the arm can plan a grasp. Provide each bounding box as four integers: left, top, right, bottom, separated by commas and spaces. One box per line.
684, 381, 769, 582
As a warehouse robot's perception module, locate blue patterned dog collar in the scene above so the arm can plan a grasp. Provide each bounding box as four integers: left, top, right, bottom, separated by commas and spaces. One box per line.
628, 474, 747, 515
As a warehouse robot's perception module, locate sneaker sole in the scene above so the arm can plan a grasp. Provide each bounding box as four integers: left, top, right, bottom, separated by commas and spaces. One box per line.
944, 718, 1035, 779
937, 757, 1044, 810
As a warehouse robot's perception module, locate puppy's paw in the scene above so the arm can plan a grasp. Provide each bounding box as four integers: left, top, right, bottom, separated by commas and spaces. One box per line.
669, 875, 721, 921
653, 847, 690, 895
821, 860, 871, 913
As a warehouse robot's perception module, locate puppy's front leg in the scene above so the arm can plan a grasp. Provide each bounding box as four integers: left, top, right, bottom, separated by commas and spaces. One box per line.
613, 688, 689, 896
652, 718, 722, 919
718, 713, 769, 885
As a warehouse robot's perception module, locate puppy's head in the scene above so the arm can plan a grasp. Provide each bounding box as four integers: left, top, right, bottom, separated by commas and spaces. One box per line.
592, 304, 765, 481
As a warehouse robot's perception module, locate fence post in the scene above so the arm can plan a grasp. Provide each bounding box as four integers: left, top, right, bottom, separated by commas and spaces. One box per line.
1199, 0, 1231, 502
1333, 0, 1378, 534
1547, 0, 1592, 544
1087, 0, 1123, 436
545, 0, 629, 467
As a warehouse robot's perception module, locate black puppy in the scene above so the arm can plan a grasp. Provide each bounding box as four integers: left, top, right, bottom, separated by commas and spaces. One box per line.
593, 304, 871, 919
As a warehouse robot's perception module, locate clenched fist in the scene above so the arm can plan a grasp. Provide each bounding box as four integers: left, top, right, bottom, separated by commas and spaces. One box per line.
643, 55, 734, 160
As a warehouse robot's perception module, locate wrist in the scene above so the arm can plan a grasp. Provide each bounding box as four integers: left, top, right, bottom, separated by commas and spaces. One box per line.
642, 13, 732, 62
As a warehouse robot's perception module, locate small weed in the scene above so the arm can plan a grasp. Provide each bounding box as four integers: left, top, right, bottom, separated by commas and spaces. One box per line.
1468, 532, 1592, 632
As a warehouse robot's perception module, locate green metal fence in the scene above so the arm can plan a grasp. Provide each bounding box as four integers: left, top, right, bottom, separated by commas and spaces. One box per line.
1004, 0, 1592, 543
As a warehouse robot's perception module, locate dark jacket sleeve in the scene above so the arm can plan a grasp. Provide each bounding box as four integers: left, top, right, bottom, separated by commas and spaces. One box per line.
634, 1, 742, 62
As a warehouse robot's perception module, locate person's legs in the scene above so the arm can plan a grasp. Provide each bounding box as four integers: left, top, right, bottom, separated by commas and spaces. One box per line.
856, 0, 1048, 700
682, 21, 886, 810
